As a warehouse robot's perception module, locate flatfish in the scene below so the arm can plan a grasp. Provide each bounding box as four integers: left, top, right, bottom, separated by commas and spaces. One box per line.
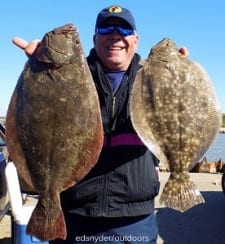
5, 24, 103, 240
130, 38, 222, 212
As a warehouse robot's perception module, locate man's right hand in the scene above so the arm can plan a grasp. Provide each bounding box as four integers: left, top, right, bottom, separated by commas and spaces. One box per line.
12, 37, 40, 56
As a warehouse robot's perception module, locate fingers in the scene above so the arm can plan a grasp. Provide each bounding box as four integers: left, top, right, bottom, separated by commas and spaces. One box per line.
12, 37, 40, 56
179, 47, 189, 57
25, 40, 40, 56
12, 37, 28, 50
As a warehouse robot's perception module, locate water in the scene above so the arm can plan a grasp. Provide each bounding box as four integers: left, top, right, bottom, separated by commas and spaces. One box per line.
201, 133, 225, 162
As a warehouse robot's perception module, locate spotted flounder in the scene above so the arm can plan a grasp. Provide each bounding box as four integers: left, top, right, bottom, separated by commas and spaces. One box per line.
5, 24, 103, 241
130, 38, 222, 212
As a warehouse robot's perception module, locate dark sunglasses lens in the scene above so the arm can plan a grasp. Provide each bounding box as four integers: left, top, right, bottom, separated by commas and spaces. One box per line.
116, 27, 134, 36
96, 27, 114, 35
96, 26, 134, 36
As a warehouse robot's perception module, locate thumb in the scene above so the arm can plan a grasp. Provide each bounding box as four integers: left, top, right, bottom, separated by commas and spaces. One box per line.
12, 37, 40, 56
12, 37, 29, 50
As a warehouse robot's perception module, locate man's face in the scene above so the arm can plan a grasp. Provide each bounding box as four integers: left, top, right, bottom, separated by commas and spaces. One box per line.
93, 18, 139, 71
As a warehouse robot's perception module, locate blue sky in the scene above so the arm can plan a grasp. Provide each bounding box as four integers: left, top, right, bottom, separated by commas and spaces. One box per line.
1, 0, 225, 116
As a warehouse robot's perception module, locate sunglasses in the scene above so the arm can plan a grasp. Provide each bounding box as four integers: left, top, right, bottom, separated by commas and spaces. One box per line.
96, 26, 135, 36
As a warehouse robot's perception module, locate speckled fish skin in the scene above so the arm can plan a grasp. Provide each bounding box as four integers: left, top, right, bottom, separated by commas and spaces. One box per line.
5, 24, 103, 241
130, 38, 222, 212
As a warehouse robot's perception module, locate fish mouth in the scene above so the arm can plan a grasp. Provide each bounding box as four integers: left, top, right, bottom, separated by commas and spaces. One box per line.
47, 25, 77, 55
53, 24, 76, 35
35, 24, 77, 64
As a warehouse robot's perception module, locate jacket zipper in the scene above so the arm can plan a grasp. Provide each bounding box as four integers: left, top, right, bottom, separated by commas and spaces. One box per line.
112, 96, 116, 118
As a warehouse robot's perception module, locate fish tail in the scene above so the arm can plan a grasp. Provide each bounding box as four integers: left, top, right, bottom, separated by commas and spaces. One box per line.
26, 199, 67, 241
160, 174, 205, 212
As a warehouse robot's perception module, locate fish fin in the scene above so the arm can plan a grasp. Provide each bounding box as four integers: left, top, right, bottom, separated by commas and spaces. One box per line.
160, 174, 205, 212
26, 199, 67, 241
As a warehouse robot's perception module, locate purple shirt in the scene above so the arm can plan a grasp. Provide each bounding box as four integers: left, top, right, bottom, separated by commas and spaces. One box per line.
105, 71, 126, 95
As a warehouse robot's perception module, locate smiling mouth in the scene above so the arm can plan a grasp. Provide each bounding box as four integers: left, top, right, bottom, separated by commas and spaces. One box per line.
108, 47, 124, 51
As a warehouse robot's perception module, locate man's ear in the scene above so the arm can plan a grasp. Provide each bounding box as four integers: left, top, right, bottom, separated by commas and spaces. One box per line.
135, 34, 139, 45
93, 34, 97, 45
133, 34, 139, 51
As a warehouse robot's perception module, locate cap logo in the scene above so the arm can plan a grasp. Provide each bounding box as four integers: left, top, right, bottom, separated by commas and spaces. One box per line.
108, 5, 122, 13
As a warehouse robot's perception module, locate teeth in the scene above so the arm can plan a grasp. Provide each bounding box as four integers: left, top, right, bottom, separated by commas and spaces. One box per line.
108, 47, 122, 50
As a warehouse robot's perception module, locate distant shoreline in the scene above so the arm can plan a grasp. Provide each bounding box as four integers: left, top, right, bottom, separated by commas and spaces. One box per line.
220, 127, 225, 133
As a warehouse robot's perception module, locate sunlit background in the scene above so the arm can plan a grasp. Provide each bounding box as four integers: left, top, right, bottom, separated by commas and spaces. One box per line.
1, 0, 225, 116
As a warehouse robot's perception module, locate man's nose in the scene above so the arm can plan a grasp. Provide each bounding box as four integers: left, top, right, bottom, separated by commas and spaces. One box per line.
109, 29, 122, 39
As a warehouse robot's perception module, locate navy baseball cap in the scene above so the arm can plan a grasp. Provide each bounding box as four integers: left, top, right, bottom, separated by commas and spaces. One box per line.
95, 5, 136, 31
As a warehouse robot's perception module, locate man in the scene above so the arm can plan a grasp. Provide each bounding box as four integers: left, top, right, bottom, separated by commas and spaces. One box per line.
13, 5, 187, 244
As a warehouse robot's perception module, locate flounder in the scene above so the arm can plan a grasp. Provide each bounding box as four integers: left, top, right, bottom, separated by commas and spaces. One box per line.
5, 24, 103, 240
130, 38, 222, 212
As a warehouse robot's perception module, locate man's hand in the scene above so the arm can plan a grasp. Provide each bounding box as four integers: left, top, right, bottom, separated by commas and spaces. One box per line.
12, 37, 189, 58
179, 47, 189, 57
12, 37, 40, 56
